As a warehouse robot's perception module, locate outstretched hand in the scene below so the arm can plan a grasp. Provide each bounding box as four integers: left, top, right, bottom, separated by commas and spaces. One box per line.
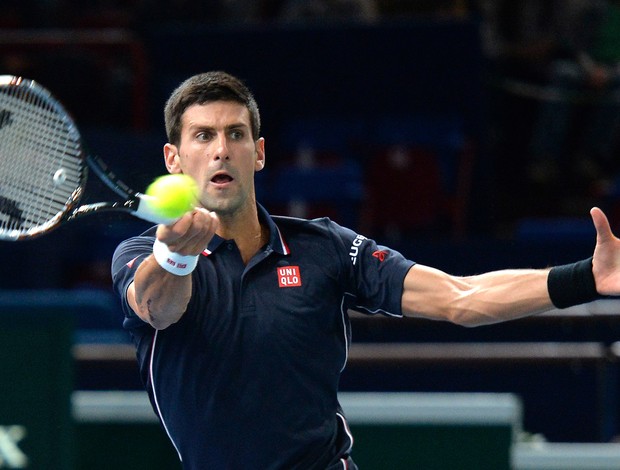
591, 207, 620, 296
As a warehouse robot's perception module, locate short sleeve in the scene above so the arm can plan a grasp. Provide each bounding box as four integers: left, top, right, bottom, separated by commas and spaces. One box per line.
327, 220, 415, 316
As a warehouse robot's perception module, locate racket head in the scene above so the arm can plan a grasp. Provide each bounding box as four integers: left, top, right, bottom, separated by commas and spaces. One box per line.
0, 75, 87, 240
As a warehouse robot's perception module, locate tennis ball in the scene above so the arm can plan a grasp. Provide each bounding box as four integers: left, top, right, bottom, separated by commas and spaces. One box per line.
145, 174, 199, 219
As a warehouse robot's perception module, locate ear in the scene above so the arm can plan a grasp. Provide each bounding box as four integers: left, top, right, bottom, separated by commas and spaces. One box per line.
255, 137, 266, 172
163, 143, 182, 174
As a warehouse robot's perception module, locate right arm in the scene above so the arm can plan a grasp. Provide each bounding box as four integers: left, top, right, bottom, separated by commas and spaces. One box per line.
128, 208, 219, 329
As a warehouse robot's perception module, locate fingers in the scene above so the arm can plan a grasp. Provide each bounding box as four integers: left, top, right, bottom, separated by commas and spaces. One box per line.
591, 206, 614, 242
156, 208, 219, 255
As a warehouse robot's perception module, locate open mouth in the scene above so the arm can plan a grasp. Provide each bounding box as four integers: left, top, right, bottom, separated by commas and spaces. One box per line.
211, 173, 233, 184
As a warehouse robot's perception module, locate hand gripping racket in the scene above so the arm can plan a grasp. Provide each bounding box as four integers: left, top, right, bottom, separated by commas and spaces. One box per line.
0, 75, 177, 241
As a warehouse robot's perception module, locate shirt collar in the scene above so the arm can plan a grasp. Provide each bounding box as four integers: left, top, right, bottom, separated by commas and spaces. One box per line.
203, 203, 290, 256
258, 203, 290, 255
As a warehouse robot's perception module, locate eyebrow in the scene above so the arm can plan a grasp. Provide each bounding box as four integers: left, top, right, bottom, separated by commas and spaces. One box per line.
187, 122, 249, 132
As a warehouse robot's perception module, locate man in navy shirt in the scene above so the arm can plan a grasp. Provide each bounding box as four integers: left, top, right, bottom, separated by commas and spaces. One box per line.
112, 71, 620, 469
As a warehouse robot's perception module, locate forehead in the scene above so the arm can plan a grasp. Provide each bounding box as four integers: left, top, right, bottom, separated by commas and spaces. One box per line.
181, 101, 251, 129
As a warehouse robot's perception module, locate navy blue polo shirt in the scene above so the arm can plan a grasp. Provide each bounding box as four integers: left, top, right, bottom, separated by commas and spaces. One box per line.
111, 204, 415, 469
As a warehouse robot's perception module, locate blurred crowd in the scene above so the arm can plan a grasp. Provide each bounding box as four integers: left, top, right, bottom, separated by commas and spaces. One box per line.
0, 0, 470, 28
479, 0, 620, 224
2, 0, 620, 252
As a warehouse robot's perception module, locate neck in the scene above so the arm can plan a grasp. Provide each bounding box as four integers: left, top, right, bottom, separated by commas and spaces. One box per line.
217, 207, 268, 265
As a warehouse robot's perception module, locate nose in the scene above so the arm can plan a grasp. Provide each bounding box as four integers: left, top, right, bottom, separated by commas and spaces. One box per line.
213, 133, 230, 161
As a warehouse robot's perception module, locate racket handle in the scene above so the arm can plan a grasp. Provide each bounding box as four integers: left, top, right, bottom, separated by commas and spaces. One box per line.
133, 194, 183, 225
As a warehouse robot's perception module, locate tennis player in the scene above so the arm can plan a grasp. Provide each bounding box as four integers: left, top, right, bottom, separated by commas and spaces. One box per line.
112, 71, 620, 469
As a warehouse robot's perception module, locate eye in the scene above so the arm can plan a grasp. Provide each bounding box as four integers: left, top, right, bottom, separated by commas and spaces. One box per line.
230, 129, 244, 140
196, 131, 213, 141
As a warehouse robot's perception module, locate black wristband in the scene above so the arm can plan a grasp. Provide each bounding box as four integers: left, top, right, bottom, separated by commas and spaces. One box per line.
547, 257, 600, 309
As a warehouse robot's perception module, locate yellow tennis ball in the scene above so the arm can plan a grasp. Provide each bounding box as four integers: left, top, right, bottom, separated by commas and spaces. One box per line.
145, 174, 198, 219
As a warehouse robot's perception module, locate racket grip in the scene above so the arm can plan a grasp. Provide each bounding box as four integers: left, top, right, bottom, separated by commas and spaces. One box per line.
134, 194, 183, 225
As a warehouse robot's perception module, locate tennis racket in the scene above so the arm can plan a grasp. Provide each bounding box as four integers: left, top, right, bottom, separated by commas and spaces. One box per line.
0, 75, 176, 241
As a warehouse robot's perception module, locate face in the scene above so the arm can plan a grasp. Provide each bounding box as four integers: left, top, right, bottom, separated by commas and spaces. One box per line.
164, 101, 265, 218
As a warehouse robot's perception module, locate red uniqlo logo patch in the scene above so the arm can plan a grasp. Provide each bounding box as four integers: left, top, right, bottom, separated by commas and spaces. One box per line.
372, 250, 388, 262
278, 266, 302, 287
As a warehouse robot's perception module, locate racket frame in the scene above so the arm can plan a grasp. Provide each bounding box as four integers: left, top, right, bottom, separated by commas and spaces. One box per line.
0, 75, 176, 241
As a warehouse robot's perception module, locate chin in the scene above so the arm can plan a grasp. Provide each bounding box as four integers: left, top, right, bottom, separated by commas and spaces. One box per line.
204, 200, 237, 216
204, 193, 251, 217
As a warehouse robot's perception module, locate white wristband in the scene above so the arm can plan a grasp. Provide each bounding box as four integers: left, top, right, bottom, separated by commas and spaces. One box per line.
152, 239, 199, 276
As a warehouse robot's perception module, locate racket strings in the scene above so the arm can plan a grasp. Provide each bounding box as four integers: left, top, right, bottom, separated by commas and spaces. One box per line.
0, 96, 72, 226
0, 80, 85, 237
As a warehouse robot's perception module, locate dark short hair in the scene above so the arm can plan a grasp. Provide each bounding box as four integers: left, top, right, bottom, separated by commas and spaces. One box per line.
164, 71, 261, 146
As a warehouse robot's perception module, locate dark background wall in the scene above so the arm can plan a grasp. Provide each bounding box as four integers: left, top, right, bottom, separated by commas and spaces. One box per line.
0, 13, 603, 289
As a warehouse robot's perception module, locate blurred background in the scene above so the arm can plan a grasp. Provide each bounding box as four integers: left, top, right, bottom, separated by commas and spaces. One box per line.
3, 0, 620, 289
3, 0, 620, 468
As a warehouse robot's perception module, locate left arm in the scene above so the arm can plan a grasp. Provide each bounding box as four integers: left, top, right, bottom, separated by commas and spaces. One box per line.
401, 207, 620, 327
401, 264, 551, 327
